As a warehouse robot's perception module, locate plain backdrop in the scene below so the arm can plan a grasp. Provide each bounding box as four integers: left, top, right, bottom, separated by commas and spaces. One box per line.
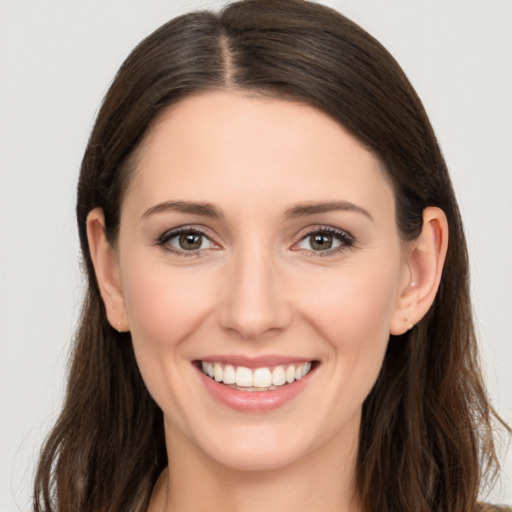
1, 0, 511, 510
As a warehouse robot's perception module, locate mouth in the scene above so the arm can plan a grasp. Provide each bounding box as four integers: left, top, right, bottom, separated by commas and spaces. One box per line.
198, 360, 316, 392
195, 358, 319, 412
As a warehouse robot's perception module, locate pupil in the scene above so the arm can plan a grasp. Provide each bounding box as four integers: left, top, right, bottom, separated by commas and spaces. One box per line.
179, 232, 202, 250
311, 233, 332, 250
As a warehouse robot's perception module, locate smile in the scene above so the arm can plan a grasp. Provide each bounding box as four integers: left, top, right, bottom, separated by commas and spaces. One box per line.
200, 361, 313, 391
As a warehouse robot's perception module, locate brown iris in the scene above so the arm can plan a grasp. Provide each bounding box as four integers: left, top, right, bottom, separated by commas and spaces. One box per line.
179, 231, 203, 250
309, 233, 334, 250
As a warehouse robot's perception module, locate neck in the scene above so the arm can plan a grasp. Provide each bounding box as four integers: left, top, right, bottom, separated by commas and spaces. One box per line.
149, 419, 363, 512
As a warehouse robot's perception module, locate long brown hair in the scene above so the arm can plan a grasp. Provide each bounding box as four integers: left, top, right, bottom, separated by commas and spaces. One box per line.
33, 1, 509, 511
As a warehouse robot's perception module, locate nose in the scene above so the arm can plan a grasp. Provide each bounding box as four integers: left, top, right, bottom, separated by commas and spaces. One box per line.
218, 246, 292, 340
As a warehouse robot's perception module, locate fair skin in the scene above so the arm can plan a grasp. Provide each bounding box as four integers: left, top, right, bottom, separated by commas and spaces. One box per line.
87, 91, 448, 512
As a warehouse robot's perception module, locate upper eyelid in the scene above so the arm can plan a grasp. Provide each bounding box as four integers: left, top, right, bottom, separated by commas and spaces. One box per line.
295, 225, 354, 240
158, 225, 216, 242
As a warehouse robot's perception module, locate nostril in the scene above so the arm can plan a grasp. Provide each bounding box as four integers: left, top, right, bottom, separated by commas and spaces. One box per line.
218, 300, 293, 341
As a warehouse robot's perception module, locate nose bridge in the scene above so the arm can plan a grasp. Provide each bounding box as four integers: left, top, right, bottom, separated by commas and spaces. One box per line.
218, 238, 291, 339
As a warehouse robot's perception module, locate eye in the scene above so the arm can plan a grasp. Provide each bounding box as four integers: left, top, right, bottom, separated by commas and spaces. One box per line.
158, 228, 216, 254
294, 227, 354, 254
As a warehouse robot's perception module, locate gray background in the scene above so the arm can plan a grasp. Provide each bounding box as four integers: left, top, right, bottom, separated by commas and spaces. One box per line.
1, 0, 511, 509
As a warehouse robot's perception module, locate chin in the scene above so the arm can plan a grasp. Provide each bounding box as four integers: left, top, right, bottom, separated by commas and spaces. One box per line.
190, 422, 323, 473
208, 444, 307, 473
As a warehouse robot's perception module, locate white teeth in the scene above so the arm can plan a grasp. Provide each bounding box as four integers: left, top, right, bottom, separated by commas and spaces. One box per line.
223, 364, 236, 384
213, 363, 223, 382
235, 366, 253, 387
200, 361, 314, 390
253, 367, 272, 388
285, 365, 295, 383
271, 365, 286, 386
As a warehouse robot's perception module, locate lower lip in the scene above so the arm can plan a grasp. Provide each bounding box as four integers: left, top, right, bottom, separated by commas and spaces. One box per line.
196, 366, 315, 413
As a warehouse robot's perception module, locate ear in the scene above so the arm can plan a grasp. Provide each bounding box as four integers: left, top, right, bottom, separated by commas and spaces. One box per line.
390, 207, 448, 335
86, 208, 129, 332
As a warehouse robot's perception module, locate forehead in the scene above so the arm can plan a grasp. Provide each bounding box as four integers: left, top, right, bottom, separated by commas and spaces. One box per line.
124, 90, 395, 219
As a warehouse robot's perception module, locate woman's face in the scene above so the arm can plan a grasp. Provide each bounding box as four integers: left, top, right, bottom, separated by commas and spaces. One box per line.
113, 91, 412, 471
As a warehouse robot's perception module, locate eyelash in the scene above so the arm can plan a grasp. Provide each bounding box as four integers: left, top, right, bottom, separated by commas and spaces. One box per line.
156, 225, 356, 257
156, 226, 216, 257
293, 226, 356, 256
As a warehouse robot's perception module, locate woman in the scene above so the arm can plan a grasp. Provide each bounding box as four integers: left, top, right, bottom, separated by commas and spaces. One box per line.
33, 0, 510, 511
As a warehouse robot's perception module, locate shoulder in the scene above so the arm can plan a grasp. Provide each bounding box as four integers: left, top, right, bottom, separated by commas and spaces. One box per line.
474, 504, 512, 512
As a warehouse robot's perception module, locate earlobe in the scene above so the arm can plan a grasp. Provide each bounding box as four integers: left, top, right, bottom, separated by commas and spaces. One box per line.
86, 208, 129, 332
390, 207, 448, 335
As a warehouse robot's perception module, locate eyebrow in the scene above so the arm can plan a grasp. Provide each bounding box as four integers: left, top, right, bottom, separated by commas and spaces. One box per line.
141, 199, 373, 222
141, 201, 224, 220
284, 201, 374, 221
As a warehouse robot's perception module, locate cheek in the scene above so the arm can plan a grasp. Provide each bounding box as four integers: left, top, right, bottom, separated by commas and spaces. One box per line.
121, 260, 217, 346
118, 258, 220, 419
302, 261, 399, 338
118, 257, 221, 408
294, 260, 401, 433
295, 256, 402, 389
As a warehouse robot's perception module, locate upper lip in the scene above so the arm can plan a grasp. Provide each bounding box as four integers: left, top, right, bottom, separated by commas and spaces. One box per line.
195, 355, 316, 369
